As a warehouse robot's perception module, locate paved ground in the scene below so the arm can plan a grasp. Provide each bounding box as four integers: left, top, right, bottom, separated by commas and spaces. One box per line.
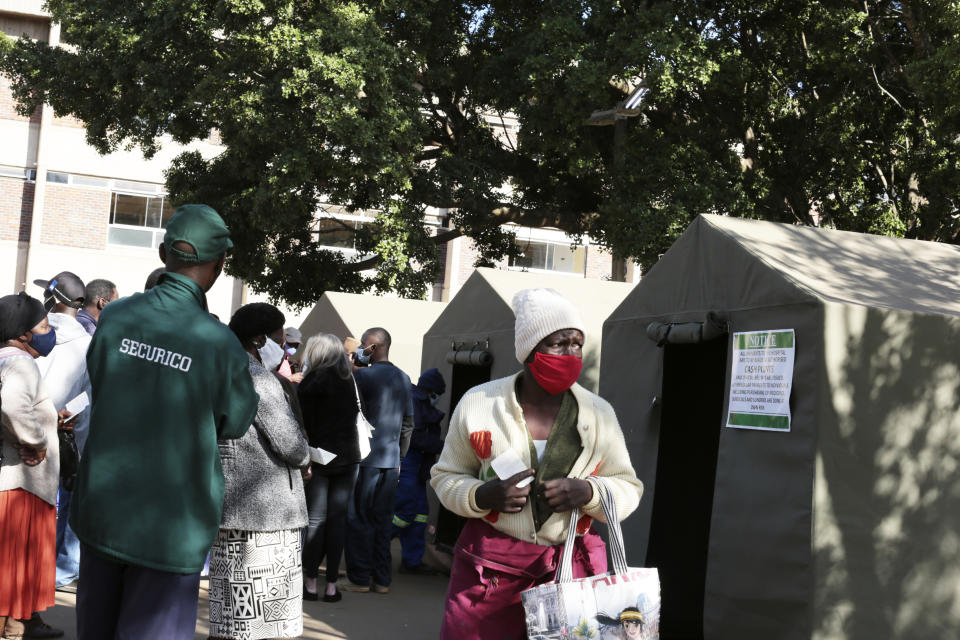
41, 541, 450, 639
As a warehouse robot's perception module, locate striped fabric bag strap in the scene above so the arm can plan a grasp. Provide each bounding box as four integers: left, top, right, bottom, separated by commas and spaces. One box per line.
555, 477, 627, 583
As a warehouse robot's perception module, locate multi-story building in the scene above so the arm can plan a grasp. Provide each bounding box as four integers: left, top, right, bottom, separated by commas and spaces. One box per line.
1, 2, 637, 324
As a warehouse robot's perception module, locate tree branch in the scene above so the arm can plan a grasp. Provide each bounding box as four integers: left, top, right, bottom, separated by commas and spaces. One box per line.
871, 65, 905, 111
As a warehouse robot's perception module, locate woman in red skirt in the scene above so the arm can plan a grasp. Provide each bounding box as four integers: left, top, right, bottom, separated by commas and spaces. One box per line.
0, 293, 61, 637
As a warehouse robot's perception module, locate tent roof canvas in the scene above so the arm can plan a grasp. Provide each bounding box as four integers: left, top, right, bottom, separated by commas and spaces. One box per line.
298, 291, 445, 379
428, 267, 633, 342
611, 214, 960, 322
423, 268, 633, 391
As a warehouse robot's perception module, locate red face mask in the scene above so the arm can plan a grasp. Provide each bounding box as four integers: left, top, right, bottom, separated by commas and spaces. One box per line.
528, 352, 583, 395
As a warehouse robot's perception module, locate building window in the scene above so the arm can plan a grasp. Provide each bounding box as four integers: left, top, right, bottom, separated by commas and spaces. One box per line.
0, 165, 34, 180
315, 216, 370, 252
107, 193, 175, 248
509, 240, 586, 274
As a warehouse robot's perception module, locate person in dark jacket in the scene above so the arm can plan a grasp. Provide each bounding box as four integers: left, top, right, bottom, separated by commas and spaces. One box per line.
75, 279, 118, 336
209, 303, 310, 640
341, 327, 414, 594
298, 333, 361, 602
392, 367, 446, 574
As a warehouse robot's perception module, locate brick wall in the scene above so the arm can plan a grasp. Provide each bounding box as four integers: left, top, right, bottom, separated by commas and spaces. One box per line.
40, 184, 109, 250
0, 177, 34, 241
584, 245, 614, 281
0, 75, 40, 122
456, 238, 487, 285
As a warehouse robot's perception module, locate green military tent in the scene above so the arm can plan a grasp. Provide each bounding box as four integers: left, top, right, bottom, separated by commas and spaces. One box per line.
600, 214, 960, 640
297, 291, 445, 380
421, 267, 633, 416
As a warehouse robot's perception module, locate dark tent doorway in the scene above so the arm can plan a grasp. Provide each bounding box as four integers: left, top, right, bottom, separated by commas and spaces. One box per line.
645, 336, 728, 640
434, 360, 493, 549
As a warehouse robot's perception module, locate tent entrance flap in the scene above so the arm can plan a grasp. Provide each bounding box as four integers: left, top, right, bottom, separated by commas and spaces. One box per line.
645, 337, 727, 640
435, 356, 494, 549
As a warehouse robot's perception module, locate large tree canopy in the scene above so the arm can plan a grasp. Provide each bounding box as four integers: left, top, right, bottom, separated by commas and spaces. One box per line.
3, 1, 959, 306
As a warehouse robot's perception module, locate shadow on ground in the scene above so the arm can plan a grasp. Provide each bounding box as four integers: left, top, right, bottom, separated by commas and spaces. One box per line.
43, 540, 449, 639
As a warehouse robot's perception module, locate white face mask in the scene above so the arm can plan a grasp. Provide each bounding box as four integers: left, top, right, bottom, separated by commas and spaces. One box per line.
258, 337, 285, 371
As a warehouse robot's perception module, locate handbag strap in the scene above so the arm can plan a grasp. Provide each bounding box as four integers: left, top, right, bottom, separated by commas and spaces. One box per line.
351, 377, 363, 411
554, 476, 627, 583
597, 478, 630, 575
555, 506, 580, 584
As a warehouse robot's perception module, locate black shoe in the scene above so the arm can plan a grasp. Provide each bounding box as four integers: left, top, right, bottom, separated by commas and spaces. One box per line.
303, 587, 319, 601
398, 561, 439, 576
23, 614, 64, 639
322, 590, 342, 603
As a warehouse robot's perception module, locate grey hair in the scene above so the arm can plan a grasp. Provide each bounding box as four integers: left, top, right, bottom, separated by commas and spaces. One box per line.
303, 333, 352, 379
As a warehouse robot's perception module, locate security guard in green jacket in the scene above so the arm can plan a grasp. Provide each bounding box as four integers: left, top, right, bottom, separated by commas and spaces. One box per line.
71, 205, 258, 640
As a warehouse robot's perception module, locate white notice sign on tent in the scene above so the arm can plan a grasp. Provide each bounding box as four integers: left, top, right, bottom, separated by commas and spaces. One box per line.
727, 329, 795, 431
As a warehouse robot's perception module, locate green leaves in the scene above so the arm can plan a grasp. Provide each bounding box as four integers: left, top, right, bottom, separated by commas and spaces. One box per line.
3, 0, 959, 306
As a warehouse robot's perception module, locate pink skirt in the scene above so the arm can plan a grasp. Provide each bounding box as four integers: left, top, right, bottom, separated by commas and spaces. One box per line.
0, 489, 56, 619
440, 519, 607, 640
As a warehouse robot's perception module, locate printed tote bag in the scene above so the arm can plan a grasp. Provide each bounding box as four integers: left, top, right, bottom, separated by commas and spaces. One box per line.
521, 479, 661, 640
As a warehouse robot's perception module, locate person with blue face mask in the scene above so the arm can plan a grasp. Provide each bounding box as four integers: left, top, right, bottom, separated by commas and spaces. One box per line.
354, 342, 374, 365
0, 292, 67, 639
340, 327, 414, 594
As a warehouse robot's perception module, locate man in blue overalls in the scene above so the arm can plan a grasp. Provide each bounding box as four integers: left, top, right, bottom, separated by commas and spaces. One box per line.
393, 367, 445, 574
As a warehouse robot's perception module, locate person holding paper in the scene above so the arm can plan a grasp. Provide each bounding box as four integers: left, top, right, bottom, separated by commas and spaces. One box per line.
0, 293, 65, 640
33, 271, 94, 608
204, 303, 311, 640
431, 288, 644, 640
297, 333, 363, 602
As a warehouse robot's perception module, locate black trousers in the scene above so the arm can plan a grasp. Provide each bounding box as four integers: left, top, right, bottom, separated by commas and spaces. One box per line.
344, 466, 400, 587
302, 462, 359, 582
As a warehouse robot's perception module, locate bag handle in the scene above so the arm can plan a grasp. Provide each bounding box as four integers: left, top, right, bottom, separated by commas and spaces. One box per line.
351, 377, 363, 411
555, 505, 581, 584
598, 478, 630, 575
554, 477, 628, 583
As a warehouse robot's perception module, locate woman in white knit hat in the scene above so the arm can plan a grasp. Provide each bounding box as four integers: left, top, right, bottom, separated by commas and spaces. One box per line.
431, 288, 643, 639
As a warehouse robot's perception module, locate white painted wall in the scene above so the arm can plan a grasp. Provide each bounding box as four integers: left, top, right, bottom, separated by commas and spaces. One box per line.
0, 239, 22, 292
0, 1, 48, 17
43, 125, 223, 183
242, 288, 313, 331
0, 119, 38, 167
19, 242, 239, 319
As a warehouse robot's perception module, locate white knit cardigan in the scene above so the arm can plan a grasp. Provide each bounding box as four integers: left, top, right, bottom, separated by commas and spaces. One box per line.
430, 372, 643, 546
0, 349, 60, 505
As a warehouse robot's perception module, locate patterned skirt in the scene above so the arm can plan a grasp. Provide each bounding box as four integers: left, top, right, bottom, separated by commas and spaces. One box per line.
208, 529, 304, 640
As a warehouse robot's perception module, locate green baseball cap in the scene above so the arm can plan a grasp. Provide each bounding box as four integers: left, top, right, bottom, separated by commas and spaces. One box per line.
162, 204, 233, 263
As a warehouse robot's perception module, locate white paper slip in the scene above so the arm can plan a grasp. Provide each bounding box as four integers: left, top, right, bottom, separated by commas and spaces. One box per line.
309, 447, 337, 465
490, 449, 534, 487
64, 393, 90, 417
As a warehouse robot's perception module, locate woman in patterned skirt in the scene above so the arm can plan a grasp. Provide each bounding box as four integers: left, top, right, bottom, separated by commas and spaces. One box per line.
209, 303, 311, 640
